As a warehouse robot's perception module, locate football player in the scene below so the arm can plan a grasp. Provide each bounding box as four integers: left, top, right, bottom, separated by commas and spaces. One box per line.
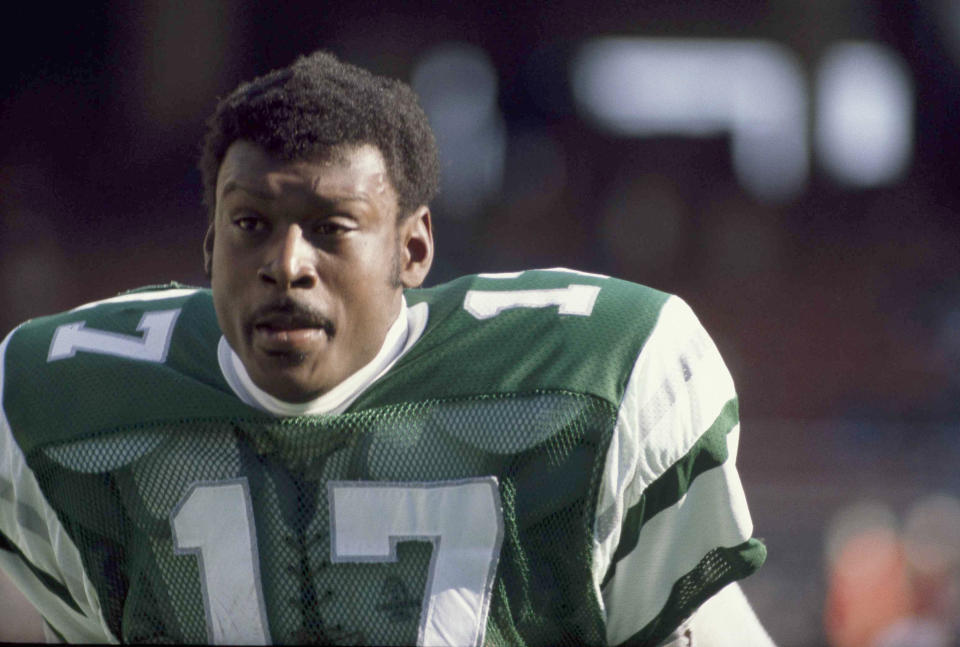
0, 51, 774, 645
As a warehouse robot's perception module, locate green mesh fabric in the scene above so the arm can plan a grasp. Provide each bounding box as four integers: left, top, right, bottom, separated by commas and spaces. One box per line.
26, 391, 617, 645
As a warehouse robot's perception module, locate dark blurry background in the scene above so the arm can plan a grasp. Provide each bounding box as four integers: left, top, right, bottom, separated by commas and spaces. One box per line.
3, 2, 960, 645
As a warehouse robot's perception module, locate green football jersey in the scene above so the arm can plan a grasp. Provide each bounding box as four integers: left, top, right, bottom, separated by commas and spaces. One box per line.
0, 268, 765, 645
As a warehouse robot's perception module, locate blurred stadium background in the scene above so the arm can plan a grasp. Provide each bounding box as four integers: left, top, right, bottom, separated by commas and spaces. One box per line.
3, 2, 960, 645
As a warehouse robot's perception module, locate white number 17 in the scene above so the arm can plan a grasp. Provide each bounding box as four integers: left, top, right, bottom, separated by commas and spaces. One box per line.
171, 478, 503, 646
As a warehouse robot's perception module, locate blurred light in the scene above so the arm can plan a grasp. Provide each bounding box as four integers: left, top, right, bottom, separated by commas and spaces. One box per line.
902, 493, 960, 576
825, 500, 899, 569
816, 42, 913, 187
571, 38, 808, 203
823, 501, 914, 647
872, 619, 952, 647
412, 43, 505, 220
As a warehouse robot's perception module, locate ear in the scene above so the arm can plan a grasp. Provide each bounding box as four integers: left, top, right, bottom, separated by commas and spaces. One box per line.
202, 222, 215, 278
398, 206, 433, 288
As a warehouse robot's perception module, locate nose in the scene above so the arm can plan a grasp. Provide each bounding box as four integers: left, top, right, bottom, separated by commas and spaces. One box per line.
258, 224, 319, 289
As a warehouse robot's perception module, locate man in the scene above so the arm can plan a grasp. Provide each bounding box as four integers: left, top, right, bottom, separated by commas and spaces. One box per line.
0, 51, 772, 645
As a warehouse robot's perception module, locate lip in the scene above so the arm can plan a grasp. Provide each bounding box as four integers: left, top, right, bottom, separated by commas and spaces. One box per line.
249, 308, 334, 353
253, 324, 327, 347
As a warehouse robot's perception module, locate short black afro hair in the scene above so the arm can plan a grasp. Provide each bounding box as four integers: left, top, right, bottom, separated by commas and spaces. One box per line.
199, 50, 440, 221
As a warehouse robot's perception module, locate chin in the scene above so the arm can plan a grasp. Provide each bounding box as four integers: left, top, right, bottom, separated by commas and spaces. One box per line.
262, 376, 326, 403
254, 361, 337, 402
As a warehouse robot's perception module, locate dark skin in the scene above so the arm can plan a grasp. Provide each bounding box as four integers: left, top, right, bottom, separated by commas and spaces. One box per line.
204, 140, 433, 402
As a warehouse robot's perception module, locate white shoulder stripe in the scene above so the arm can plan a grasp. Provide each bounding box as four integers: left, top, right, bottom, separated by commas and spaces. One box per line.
0, 550, 115, 643
71, 288, 199, 312
602, 431, 754, 644
0, 330, 117, 642
592, 295, 739, 617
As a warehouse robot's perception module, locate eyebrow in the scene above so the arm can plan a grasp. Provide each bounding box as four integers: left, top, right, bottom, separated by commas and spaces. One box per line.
220, 180, 274, 201
220, 179, 371, 205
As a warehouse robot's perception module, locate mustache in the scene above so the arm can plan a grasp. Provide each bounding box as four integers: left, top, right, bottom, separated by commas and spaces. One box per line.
246, 297, 335, 335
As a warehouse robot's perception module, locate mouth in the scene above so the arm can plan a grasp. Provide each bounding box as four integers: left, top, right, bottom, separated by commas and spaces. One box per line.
249, 304, 334, 354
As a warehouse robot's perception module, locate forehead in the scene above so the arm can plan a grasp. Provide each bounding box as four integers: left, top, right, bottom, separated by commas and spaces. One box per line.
216, 140, 395, 205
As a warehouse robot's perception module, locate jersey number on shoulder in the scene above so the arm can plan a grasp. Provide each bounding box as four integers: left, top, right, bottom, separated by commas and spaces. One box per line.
47, 309, 182, 363
171, 478, 504, 647
463, 272, 601, 320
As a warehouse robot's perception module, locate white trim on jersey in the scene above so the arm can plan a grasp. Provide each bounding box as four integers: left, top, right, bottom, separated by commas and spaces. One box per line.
70, 287, 200, 312
592, 295, 753, 644
0, 330, 118, 643
476, 267, 610, 280
218, 298, 430, 416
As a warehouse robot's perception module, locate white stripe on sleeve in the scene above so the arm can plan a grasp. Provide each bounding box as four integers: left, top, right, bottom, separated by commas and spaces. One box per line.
601, 430, 754, 644
591, 295, 748, 641
0, 328, 118, 643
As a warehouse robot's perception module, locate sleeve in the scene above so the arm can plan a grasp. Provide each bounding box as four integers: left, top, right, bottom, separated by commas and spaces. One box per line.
657, 583, 776, 646
591, 296, 767, 646
0, 328, 119, 643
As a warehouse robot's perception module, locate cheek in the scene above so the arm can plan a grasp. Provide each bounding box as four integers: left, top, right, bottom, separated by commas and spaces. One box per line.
359, 231, 401, 277
330, 239, 393, 287
210, 248, 247, 328
209, 255, 233, 299
210, 286, 237, 345
333, 249, 400, 322
213, 240, 256, 283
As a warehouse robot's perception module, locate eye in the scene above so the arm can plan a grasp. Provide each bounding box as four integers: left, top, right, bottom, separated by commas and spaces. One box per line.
312, 220, 351, 236
233, 212, 268, 233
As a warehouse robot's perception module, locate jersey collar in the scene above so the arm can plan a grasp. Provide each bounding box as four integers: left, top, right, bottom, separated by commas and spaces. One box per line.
218, 296, 428, 416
